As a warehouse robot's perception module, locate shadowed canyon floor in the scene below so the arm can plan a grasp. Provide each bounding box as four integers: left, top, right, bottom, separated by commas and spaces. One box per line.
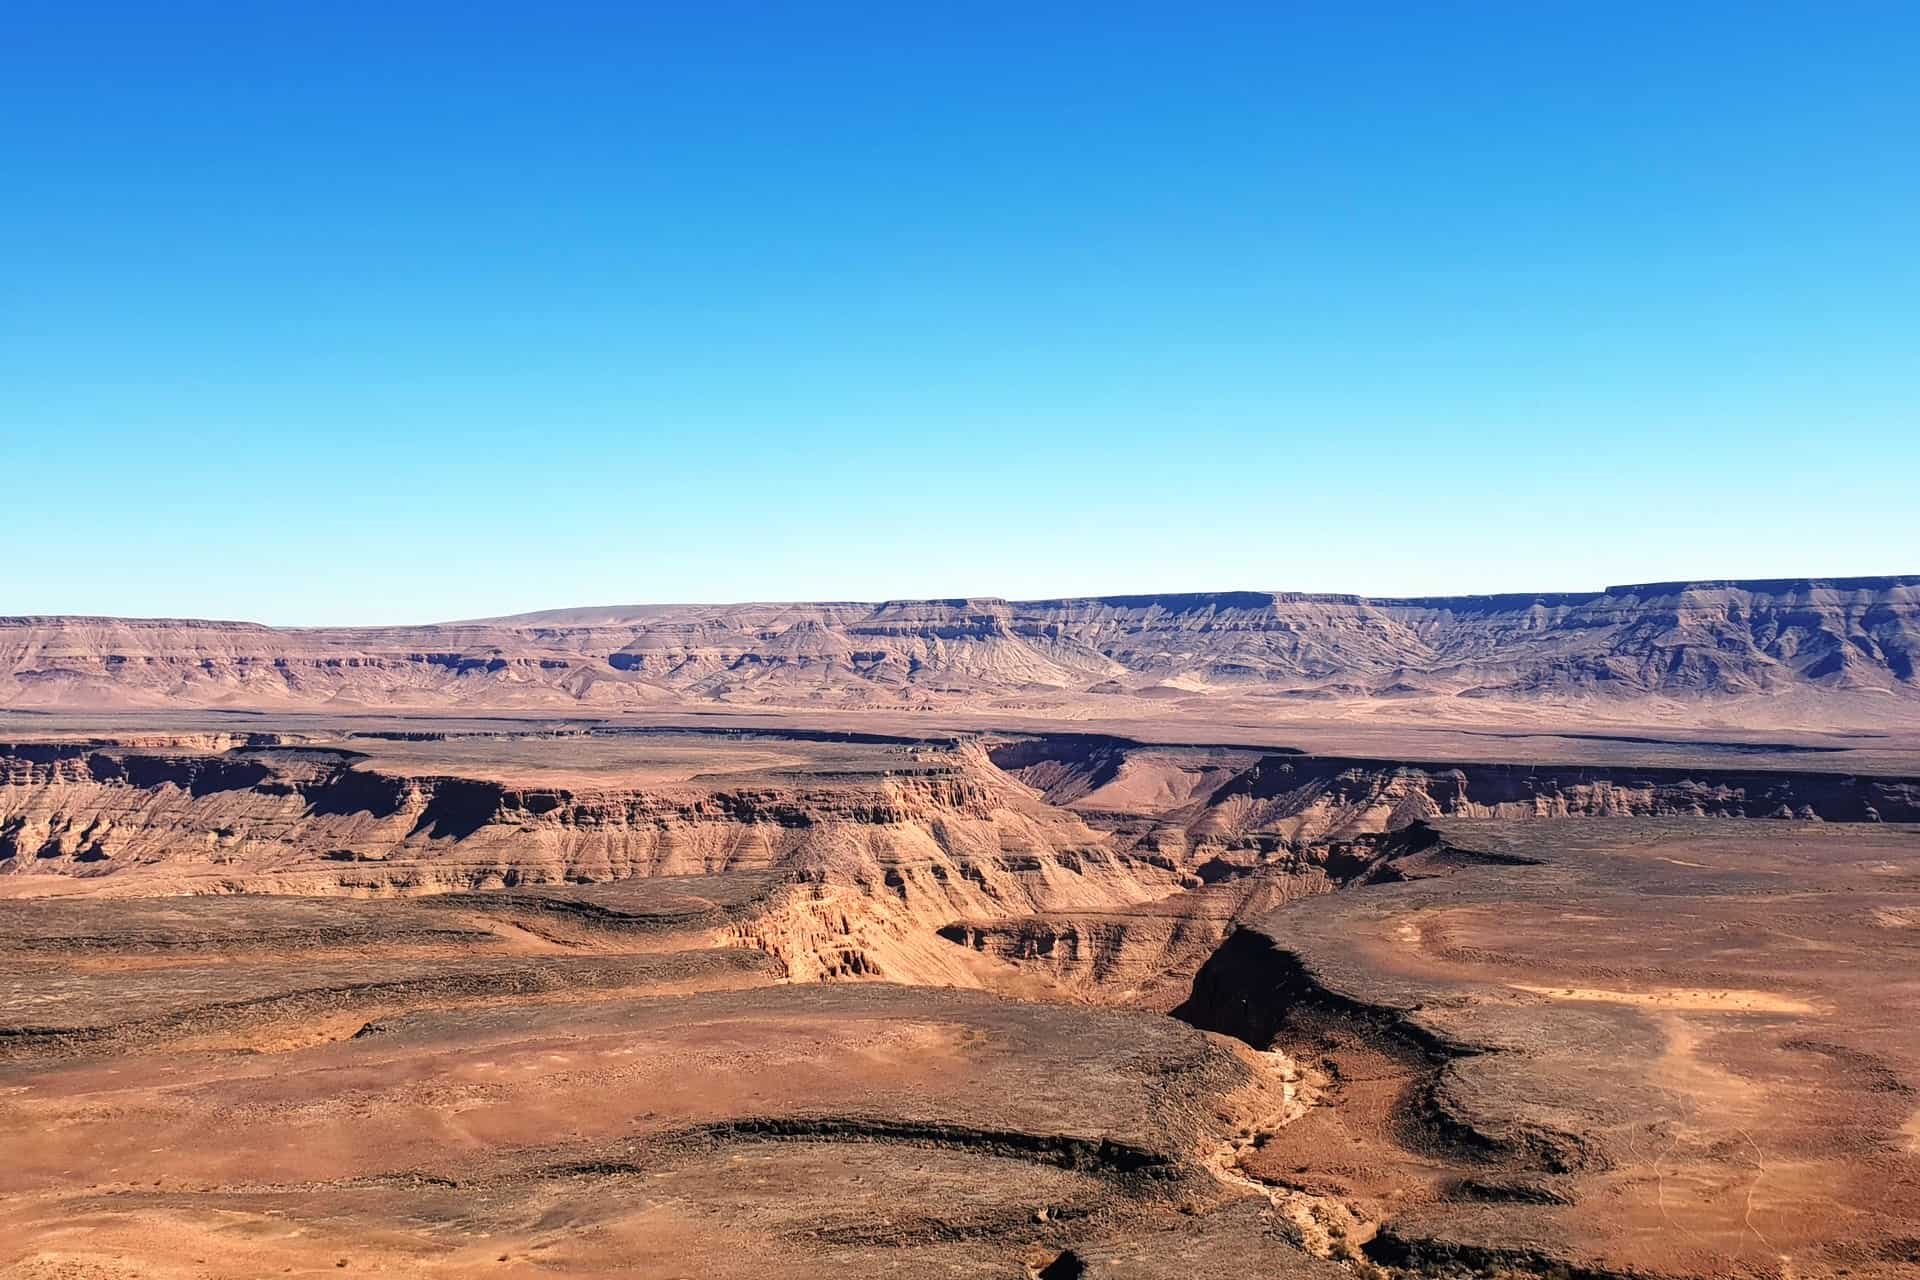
4, 713, 1920, 1277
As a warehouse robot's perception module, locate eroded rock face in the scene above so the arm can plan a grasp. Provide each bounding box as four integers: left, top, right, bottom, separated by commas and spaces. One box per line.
8, 728, 1918, 1008
994, 736, 1920, 839
0, 736, 1075, 888
0, 732, 1199, 988
4, 576, 1917, 716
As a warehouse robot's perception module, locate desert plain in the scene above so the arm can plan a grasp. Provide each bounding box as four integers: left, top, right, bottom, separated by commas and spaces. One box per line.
3, 579, 1919, 1278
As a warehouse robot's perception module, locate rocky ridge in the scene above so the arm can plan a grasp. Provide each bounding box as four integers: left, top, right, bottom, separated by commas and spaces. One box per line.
4, 576, 1916, 717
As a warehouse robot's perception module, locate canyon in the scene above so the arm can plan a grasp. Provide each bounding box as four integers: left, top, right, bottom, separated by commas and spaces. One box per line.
5, 584, 1920, 1278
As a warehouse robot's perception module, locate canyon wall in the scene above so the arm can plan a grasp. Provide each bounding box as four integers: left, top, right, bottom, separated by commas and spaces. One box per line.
8, 732, 1916, 995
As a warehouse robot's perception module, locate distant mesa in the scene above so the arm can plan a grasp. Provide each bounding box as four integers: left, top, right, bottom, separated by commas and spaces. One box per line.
2, 576, 1915, 720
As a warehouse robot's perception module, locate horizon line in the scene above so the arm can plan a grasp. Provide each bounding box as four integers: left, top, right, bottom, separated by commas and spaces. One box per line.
5, 573, 1917, 631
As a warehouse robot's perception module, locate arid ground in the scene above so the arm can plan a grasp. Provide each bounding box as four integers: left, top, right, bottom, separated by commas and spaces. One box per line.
5, 581, 1920, 1277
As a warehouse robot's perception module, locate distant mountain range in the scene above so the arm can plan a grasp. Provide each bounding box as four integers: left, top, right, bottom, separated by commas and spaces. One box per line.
4, 577, 1916, 720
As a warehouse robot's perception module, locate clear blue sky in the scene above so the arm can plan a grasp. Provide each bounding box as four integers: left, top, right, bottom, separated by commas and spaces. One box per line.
3, 2, 1914, 623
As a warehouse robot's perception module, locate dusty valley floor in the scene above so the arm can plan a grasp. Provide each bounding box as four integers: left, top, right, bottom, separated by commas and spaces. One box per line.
1, 703, 1917, 1279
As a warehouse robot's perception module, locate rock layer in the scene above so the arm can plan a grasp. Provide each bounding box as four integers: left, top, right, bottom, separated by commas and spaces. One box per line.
5, 576, 1916, 717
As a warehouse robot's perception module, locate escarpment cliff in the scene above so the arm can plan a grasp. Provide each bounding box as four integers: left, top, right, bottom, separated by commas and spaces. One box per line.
4, 576, 1916, 719
0, 738, 1097, 895
0, 733, 1195, 986
7, 729, 1916, 1002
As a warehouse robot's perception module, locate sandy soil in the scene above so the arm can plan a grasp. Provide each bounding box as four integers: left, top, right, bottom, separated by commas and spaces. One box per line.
1184, 818, 1920, 1278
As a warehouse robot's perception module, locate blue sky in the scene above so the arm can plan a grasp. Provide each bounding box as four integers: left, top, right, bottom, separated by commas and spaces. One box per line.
3, 2, 1915, 623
